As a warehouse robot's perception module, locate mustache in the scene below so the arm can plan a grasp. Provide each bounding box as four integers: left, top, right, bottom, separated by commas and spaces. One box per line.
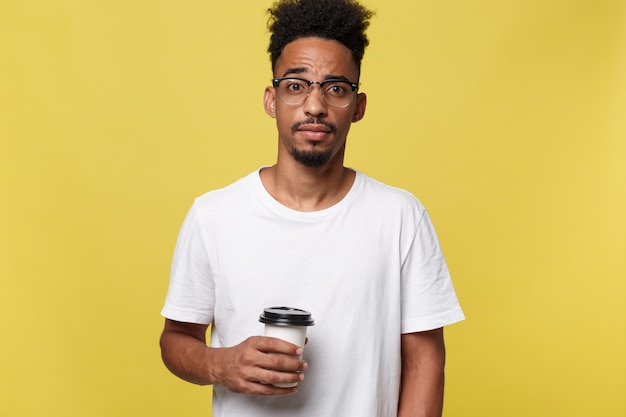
291, 118, 337, 134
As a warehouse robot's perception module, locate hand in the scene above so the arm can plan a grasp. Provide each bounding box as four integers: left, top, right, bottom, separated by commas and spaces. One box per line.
212, 336, 308, 395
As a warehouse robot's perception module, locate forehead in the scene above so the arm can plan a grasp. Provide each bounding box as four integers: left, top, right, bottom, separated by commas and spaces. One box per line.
274, 37, 359, 80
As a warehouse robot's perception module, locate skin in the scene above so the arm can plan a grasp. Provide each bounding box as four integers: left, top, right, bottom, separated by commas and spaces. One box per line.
160, 37, 447, 415
261, 37, 366, 212
398, 328, 446, 417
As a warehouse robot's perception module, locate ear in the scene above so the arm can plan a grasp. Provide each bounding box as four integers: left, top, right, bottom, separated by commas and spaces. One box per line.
264, 86, 277, 118
352, 92, 367, 122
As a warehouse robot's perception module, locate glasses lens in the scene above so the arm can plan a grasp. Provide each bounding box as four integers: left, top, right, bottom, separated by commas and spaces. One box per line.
322, 81, 354, 108
276, 79, 309, 105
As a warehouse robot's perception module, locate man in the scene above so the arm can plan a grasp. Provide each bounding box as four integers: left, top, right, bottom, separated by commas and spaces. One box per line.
159, 0, 464, 416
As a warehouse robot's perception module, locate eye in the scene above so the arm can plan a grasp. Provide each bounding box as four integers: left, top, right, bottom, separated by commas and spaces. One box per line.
285, 80, 307, 94
324, 82, 349, 97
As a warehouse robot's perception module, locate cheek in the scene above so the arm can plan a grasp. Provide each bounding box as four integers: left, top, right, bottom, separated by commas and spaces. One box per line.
274, 109, 296, 135
335, 110, 357, 131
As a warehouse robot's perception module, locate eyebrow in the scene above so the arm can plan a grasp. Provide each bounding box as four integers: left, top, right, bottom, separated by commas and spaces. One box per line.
281, 67, 351, 82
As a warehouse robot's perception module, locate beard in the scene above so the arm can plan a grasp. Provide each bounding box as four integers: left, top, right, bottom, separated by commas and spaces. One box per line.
291, 146, 332, 168
290, 117, 337, 168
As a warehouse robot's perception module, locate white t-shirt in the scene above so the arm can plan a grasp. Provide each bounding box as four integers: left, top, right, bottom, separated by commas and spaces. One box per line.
162, 169, 464, 417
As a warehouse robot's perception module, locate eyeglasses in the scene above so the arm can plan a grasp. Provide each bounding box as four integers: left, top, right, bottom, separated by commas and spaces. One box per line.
272, 77, 359, 108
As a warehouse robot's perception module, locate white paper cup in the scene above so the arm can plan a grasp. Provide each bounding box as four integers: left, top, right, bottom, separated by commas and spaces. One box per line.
259, 307, 314, 388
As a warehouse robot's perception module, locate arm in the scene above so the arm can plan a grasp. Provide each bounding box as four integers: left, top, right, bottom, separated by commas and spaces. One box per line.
398, 328, 446, 417
159, 319, 308, 395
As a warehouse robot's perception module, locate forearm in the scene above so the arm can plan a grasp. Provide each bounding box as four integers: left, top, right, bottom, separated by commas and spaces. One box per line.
159, 327, 221, 385
397, 357, 445, 417
398, 329, 446, 417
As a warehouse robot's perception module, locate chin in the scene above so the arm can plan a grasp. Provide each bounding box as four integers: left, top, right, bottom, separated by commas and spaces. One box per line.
291, 147, 332, 168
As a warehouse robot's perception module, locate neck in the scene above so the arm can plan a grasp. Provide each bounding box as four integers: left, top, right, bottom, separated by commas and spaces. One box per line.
260, 157, 355, 212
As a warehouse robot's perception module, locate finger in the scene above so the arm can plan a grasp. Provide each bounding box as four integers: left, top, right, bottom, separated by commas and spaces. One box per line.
255, 368, 305, 389
254, 383, 300, 396
234, 378, 300, 396
255, 336, 303, 356
257, 352, 307, 372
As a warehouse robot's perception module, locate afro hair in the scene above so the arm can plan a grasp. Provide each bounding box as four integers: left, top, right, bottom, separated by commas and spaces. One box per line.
267, 0, 374, 74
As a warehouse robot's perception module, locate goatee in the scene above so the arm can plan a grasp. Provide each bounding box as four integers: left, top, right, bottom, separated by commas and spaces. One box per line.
290, 117, 336, 167
291, 147, 332, 168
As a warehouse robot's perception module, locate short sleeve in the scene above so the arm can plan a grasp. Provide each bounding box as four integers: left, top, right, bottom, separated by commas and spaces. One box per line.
400, 209, 465, 333
161, 202, 215, 324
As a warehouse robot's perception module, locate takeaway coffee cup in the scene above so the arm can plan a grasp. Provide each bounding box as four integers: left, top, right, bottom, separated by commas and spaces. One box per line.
259, 306, 315, 388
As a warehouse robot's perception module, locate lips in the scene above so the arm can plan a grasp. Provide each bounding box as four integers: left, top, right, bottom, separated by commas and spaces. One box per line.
292, 119, 337, 141
297, 125, 332, 141
298, 124, 331, 133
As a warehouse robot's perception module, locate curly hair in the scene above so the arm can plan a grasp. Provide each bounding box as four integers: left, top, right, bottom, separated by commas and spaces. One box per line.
267, 0, 374, 74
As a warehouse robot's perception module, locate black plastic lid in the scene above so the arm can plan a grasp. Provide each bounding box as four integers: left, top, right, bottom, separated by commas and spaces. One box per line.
259, 306, 315, 326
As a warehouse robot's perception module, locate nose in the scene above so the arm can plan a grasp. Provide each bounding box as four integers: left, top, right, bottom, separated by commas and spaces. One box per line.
303, 84, 327, 117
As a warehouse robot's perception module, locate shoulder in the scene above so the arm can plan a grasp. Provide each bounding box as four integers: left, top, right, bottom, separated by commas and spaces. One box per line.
355, 171, 426, 215
192, 170, 260, 210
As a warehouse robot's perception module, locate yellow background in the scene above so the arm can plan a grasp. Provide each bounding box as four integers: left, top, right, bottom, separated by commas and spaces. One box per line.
1, 0, 624, 416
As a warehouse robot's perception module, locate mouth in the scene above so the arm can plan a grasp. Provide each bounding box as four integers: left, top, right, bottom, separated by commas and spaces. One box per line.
292, 119, 337, 141
297, 125, 331, 141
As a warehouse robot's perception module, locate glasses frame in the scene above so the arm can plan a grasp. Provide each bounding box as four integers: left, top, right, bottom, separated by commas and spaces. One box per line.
272, 77, 359, 108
